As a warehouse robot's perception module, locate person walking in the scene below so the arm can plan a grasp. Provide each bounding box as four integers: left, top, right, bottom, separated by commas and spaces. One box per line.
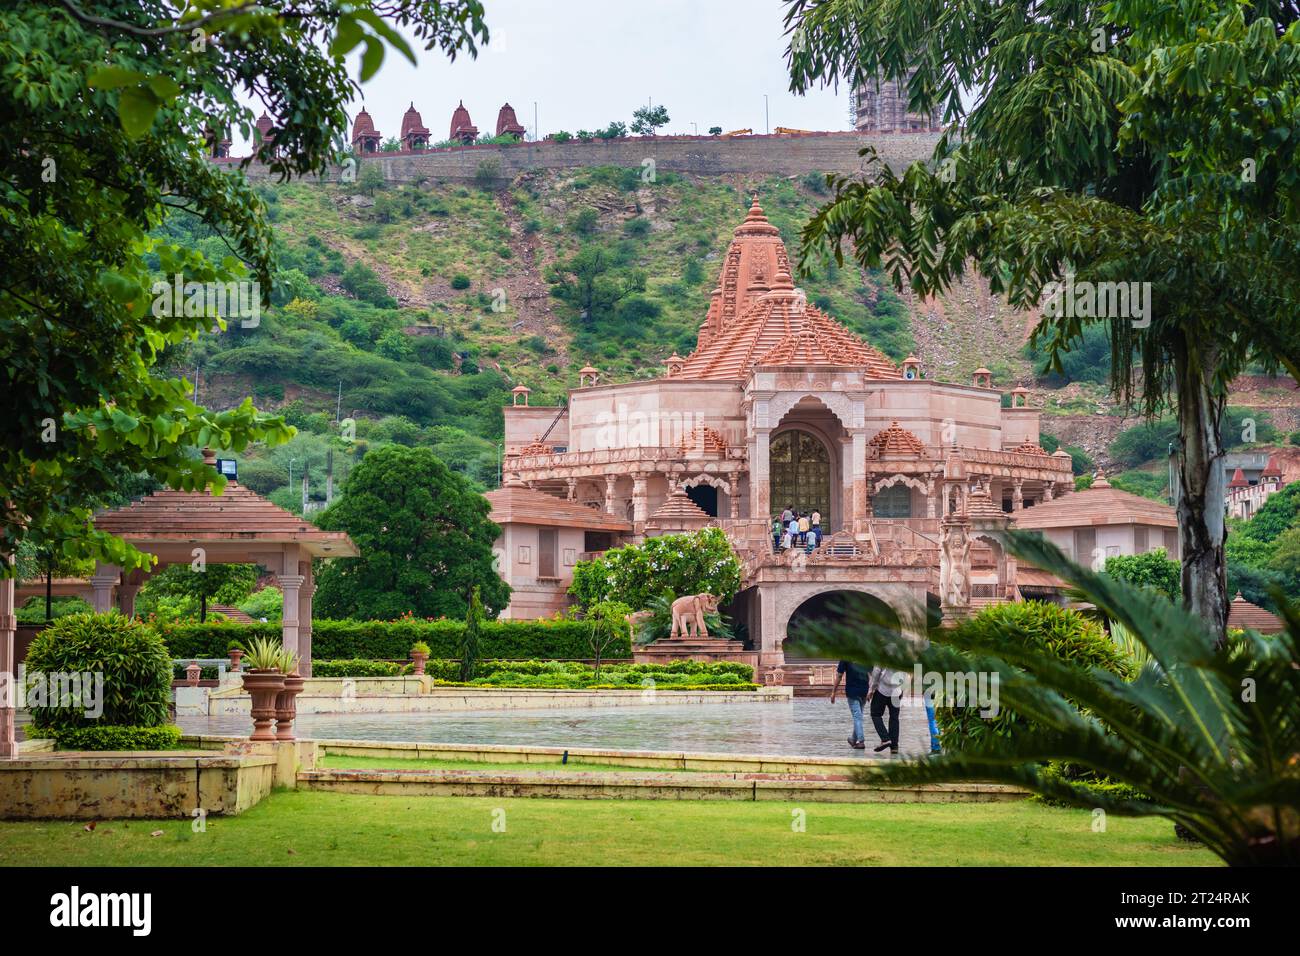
868, 665, 905, 754
771, 515, 784, 553
781, 504, 794, 525
787, 514, 800, 550
810, 509, 822, 548
797, 511, 810, 547
830, 659, 872, 749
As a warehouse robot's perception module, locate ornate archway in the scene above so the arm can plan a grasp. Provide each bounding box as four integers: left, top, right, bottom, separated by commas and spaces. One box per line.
770, 429, 832, 525
781, 588, 902, 660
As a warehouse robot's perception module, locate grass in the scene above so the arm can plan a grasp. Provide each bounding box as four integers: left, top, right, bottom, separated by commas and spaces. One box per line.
0, 790, 1219, 867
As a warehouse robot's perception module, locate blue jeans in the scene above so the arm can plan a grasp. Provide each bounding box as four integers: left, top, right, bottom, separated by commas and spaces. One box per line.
847, 695, 867, 743
925, 694, 942, 752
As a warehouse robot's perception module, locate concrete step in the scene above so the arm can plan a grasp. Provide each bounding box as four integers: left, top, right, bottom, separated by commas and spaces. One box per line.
297, 766, 1026, 803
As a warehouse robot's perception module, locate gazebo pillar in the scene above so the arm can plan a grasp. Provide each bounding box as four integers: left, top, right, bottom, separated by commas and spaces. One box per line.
91, 563, 120, 613
1, 565, 16, 758
603, 474, 618, 516
277, 545, 304, 666
298, 559, 314, 677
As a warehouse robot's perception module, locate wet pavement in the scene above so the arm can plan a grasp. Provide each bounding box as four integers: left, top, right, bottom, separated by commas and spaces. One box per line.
176, 696, 935, 759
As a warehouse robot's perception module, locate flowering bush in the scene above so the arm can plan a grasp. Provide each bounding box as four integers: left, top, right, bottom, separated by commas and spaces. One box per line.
568, 527, 742, 611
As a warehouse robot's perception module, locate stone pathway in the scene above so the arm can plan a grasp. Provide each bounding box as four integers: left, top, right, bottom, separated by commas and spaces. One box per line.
178, 696, 937, 760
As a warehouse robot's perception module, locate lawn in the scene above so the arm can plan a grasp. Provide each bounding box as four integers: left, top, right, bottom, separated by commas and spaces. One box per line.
0, 790, 1219, 867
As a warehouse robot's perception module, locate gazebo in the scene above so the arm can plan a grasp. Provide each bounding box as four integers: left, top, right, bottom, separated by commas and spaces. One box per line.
0, 450, 359, 756
88, 450, 357, 675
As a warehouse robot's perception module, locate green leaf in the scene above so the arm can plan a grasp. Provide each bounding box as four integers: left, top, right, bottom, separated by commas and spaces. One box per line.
87, 66, 148, 90
117, 86, 161, 139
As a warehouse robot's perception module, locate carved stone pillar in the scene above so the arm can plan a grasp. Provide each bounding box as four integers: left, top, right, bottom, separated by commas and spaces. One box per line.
117, 583, 141, 618
728, 480, 741, 520
1012, 478, 1024, 511
91, 563, 120, 613
298, 559, 315, 677
850, 429, 870, 538
566, 478, 577, 501
631, 473, 649, 524
939, 514, 973, 621
0, 570, 15, 758
749, 428, 771, 520
1044, 482, 1056, 501
603, 474, 618, 515
926, 476, 937, 519
278, 546, 304, 664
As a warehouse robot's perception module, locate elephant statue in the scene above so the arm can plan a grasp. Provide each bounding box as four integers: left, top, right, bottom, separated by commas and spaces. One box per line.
669, 592, 721, 640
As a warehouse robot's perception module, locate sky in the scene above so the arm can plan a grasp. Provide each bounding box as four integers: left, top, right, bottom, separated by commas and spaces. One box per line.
233, 0, 853, 151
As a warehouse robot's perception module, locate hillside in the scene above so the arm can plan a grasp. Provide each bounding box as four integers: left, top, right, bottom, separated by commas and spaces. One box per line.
164, 160, 1297, 507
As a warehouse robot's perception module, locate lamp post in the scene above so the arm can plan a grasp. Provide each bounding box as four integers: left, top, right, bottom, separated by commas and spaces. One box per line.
288, 458, 296, 500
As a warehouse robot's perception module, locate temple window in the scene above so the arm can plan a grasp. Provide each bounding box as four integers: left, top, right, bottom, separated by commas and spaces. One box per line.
872, 483, 912, 518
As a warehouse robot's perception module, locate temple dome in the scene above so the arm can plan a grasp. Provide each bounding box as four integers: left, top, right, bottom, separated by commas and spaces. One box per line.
450, 100, 478, 140
352, 108, 377, 138
674, 194, 899, 381
401, 103, 429, 138
496, 102, 526, 137
868, 422, 927, 457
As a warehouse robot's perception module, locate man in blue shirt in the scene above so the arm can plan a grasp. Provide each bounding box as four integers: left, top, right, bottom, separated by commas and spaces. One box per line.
830, 659, 872, 749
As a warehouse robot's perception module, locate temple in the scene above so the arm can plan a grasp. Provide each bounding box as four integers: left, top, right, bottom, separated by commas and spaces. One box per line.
449, 101, 479, 144
400, 103, 430, 150
351, 108, 382, 153
495, 103, 527, 139
488, 195, 1111, 679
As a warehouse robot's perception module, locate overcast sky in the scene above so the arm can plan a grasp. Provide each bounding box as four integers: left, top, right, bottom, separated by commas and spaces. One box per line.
235, 0, 852, 150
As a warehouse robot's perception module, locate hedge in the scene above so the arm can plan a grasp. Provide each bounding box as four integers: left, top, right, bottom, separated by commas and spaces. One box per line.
28, 724, 183, 752
159, 618, 624, 661
305, 659, 756, 688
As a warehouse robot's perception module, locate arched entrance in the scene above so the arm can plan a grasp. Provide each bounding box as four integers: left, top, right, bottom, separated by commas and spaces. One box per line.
685, 484, 718, 517
782, 589, 900, 660
770, 429, 831, 526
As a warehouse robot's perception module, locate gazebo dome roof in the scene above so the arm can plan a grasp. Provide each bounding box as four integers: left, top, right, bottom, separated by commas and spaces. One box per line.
868, 422, 927, 457
450, 100, 478, 139
496, 102, 526, 137
93, 452, 357, 557
352, 108, 377, 137
401, 103, 429, 137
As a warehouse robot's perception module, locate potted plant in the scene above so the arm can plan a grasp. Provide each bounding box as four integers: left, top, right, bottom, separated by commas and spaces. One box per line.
241, 637, 287, 741
227, 639, 245, 673
409, 640, 431, 676
275, 646, 305, 742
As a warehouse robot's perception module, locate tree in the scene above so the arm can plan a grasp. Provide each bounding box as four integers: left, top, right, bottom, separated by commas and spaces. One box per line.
568, 527, 742, 611
460, 584, 483, 681
358, 164, 386, 195
142, 562, 258, 622
1, 1, 489, 573
547, 247, 642, 326
630, 104, 670, 136
583, 600, 631, 678
313, 445, 510, 620
786, 0, 1300, 643
708, 126, 723, 136
1105, 549, 1181, 603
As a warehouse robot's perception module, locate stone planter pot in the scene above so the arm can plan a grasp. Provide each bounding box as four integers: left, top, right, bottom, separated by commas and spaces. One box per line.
228, 648, 244, 673
411, 651, 428, 676
242, 670, 286, 741
275, 671, 306, 741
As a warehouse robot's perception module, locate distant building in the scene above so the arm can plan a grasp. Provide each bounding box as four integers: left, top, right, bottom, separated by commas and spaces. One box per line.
350, 108, 382, 153
400, 103, 430, 150
851, 69, 942, 132
449, 101, 478, 144
1226, 454, 1286, 520
495, 103, 527, 139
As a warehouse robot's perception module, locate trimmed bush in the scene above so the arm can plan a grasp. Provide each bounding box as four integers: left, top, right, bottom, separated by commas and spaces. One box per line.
311, 659, 407, 678
25, 612, 172, 731
160, 618, 627, 661
29, 724, 182, 752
